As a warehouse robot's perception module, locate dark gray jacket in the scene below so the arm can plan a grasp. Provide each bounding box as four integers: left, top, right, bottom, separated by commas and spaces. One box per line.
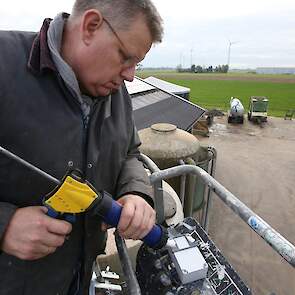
0, 19, 152, 295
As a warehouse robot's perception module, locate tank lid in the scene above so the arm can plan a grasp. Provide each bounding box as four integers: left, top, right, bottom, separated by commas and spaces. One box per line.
139, 123, 201, 161
151, 123, 177, 133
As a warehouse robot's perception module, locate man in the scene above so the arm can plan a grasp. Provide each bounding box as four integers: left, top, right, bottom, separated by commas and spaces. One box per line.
0, 0, 163, 294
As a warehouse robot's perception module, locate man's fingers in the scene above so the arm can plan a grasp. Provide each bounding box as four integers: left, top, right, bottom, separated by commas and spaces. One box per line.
117, 201, 134, 233
42, 232, 67, 248
127, 207, 155, 240
117, 200, 155, 240
136, 210, 155, 239
44, 214, 72, 236
1, 206, 70, 261
38, 244, 57, 256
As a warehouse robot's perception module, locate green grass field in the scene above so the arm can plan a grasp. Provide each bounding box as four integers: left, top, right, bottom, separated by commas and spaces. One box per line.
137, 71, 295, 117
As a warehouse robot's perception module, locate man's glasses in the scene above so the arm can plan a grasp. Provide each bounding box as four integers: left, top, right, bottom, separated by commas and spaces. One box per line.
103, 17, 140, 68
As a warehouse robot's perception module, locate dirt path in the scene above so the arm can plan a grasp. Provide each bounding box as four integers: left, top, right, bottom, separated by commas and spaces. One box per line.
198, 117, 295, 295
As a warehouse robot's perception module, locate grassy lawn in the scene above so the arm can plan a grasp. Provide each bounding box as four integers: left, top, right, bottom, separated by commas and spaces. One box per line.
137, 71, 295, 81
137, 71, 295, 117
166, 79, 295, 117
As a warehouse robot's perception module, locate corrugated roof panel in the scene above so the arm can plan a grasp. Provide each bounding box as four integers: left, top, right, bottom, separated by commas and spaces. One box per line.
133, 95, 205, 131
131, 90, 171, 110
128, 76, 205, 131
125, 78, 155, 95
144, 76, 190, 94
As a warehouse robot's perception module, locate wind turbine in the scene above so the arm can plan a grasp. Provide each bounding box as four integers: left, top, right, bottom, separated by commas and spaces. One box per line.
227, 40, 239, 71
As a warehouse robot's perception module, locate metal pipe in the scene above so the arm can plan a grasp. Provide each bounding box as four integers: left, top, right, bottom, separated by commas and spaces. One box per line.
201, 146, 217, 232
184, 157, 196, 217
178, 159, 186, 206
139, 153, 164, 224
115, 232, 141, 295
150, 164, 295, 268
139, 153, 160, 173
0, 146, 59, 185
153, 180, 165, 224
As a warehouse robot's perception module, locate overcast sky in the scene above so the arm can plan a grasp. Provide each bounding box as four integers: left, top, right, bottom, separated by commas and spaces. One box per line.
1, 0, 294, 69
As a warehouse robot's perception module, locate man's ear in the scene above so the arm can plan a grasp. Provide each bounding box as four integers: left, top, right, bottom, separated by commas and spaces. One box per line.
81, 9, 104, 45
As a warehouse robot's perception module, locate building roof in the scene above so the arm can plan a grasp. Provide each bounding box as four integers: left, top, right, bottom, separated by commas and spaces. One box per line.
256, 67, 295, 74
144, 76, 190, 95
125, 78, 155, 95
127, 77, 205, 131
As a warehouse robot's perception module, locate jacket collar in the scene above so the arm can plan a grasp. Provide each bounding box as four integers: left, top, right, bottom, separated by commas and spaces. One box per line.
27, 18, 57, 75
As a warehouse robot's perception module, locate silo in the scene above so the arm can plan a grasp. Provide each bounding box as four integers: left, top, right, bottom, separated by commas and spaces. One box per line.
139, 123, 211, 217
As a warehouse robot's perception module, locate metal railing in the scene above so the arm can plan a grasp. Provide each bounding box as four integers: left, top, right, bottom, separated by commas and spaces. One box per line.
91, 154, 295, 295
140, 147, 217, 229
140, 155, 295, 269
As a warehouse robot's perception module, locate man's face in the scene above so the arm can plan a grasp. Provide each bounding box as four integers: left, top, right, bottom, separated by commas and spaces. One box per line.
73, 14, 153, 97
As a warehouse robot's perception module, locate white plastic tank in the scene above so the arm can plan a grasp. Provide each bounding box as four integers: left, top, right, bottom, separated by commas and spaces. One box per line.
230, 97, 244, 117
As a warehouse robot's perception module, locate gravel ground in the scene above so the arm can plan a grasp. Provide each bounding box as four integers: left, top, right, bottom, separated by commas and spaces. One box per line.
198, 116, 295, 295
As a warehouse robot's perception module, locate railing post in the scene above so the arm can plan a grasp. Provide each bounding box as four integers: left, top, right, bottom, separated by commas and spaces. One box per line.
150, 164, 295, 268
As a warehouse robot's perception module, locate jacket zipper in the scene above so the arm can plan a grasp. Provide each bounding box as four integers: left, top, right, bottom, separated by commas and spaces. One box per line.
81, 99, 99, 175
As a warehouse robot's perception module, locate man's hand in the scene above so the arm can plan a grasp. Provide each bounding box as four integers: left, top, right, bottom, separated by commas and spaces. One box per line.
116, 194, 156, 240
1, 206, 72, 260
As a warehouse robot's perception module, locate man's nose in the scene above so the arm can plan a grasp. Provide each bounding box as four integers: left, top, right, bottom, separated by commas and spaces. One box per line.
120, 65, 136, 82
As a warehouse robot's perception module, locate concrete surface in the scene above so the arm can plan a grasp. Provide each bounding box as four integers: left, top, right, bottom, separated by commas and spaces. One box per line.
198, 116, 295, 295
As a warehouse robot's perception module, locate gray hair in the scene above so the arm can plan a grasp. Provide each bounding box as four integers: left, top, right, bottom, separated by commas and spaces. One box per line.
71, 0, 163, 43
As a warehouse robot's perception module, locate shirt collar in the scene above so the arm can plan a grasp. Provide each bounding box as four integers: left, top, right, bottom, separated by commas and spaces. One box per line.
28, 14, 69, 75
27, 13, 113, 115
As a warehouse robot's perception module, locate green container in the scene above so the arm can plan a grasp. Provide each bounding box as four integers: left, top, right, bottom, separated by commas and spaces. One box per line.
138, 124, 212, 216
249, 96, 268, 112
193, 156, 210, 211
253, 99, 268, 112
183, 145, 211, 217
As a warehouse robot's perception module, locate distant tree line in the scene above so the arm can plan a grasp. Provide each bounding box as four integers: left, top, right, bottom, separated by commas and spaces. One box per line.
177, 64, 229, 73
